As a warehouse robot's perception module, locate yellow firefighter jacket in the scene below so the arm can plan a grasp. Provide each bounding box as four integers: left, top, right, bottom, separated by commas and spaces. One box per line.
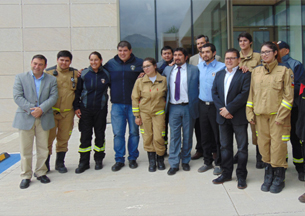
239, 49, 262, 72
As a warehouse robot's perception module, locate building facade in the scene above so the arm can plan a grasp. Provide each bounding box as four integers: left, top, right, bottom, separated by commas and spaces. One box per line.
0, 0, 304, 131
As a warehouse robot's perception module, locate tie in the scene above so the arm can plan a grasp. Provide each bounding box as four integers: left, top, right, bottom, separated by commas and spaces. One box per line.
175, 66, 181, 101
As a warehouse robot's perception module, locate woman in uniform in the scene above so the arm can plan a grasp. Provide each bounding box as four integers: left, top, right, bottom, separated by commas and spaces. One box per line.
132, 57, 167, 172
246, 41, 294, 193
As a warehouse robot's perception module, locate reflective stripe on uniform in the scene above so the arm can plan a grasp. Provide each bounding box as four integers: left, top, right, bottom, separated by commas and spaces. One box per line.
79, 146, 91, 153
94, 143, 105, 152
140, 129, 144, 134
132, 107, 139, 112
270, 112, 277, 115
162, 131, 165, 137
69, 131, 72, 135
293, 158, 304, 163
164, 140, 168, 145
246, 101, 253, 108
256, 131, 258, 137
52, 107, 71, 112
282, 135, 290, 141
155, 110, 165, 115
281, 100, 292, 110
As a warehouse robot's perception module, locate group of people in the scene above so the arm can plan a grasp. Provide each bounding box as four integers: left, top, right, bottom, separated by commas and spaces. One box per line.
12, 33, 305, 202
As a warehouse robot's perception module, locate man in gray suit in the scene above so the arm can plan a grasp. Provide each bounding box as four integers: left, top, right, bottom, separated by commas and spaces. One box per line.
13, 54, 58, 189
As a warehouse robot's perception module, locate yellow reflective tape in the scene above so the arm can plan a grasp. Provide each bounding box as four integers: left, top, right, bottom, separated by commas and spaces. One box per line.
255, 113, 260, 116
246, 101, 253, 108
293, 158, 304, 163
140, 129, 144, 134
52, 107, 71, 112
94, 144, 105, 152
281, 100, 292, 110
282, 135, 290, 141
132, 107, 139, 112
164, 141, 168, 145
286, 154, 288, 159
155, 110, 165, 115
69, 131, 72, 135
270, 112, 277, 115
302, 97, 305, 99
256, 131, 258, 137
79, 146, 92, 153
162, 131, 165, 137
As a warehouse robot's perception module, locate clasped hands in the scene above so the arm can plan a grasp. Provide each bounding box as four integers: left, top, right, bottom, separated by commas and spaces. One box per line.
30, 107, 43, 118
219, 107, 233, 119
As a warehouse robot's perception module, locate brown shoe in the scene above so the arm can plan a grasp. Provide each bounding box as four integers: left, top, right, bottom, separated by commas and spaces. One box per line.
299, 193, 305, 203
191, 151, 203, 160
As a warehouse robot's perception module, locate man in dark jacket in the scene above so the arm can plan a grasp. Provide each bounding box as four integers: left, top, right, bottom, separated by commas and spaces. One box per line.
278, 41, 305, 181
104, 41, 143, 171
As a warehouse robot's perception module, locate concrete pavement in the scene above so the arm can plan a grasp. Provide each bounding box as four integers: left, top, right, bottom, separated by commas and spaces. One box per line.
0, 122, 305, 216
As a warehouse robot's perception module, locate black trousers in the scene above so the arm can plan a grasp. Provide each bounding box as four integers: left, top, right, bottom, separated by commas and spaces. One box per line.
194, 118, 202, 153
199, 101, 220, 166
219, 122, 248, 179
78, 106, 107, 165
291, 106, 304, 172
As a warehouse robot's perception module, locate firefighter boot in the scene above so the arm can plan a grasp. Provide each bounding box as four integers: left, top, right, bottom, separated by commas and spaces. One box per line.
157, 154, 166, 170
261, 164, 274, 192
45, 155, 50, 172
148, 152, 156, 172
55, 152, 68, 173
270, 167, 286, 193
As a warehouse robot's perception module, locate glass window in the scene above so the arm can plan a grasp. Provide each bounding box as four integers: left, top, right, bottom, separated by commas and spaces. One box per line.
119, 0, 155, 59
193, 0, 228, 59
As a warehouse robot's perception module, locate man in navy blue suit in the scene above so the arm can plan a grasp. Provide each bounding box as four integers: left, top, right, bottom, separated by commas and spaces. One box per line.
163, 47, 200, 175
211, 48, 251, 189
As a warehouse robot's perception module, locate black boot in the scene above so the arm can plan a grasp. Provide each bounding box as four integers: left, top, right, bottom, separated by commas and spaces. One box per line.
147, 152, 156, 172
270, 167, 286, 193
256, 146, 265, 169
55, 152, 68, 173
261, 164, 274, 192
157, 154, 166, 170
45, 155, 50, 172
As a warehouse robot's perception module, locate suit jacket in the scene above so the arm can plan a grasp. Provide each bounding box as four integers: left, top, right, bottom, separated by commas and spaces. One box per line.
13, 71, 58, 131
189, 53, 222, 66
163, 63, 199, 119
211, 68, 251, 125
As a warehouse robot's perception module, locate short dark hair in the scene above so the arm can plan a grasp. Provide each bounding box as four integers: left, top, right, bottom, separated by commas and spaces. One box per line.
89, 51, 102, 60
143, 57, 157, 67
237, 32, 253, 44
196, 34, 209, 42
57, 50, 73, 60
117, 41, 132, 50
202, 43, 216, 53
174, 47, 188, 57
160, 46, 173, 55
32, 54, 47, 65
225, 48, 240, 58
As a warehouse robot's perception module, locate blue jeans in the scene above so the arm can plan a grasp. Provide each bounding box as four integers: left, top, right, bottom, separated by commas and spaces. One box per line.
168, 104, 195, 168
111, 103, 139, 163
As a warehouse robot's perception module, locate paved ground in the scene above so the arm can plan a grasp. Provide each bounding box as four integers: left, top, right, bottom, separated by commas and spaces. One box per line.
0, 122, 305, 216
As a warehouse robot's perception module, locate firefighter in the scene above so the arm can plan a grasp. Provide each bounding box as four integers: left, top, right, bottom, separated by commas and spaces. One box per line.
45, 50, 78, 173
246, 41, 294, 194
132, 57, 167, 172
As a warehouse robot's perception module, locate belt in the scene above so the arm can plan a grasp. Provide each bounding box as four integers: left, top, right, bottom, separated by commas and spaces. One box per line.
171, 103, 189, 106
201, 100, 214, 105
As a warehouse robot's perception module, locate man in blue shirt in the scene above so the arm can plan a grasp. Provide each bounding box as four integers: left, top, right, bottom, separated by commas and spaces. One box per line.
278, 41, 305, 181
197, 43, 225, 175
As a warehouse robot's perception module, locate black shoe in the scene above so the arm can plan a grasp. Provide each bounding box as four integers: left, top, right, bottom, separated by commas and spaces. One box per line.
261, 164, 274, 192
157, 155, 165, 170
270, 167, 285, 193
212, 175, 232, 184
256, 161, 265, 169
147, 152, 156, 172
75, 164, 90, 174
237, 178, 247, 189
55, 152, 68, 173
20, 179, 30, 189
182, 163, 190, 171
95, 161, 103, 170
167, 167, 179, 176
111, 162, 125, 172
45, 155, 50, 172
129, 160, 138, 169
298, 172, 305, 181
37, 175, 51, 184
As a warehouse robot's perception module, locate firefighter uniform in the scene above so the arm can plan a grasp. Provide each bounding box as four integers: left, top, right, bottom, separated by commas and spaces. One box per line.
246, 60, 294, 168
131, 73, 167, 156
45, 65, 78, 154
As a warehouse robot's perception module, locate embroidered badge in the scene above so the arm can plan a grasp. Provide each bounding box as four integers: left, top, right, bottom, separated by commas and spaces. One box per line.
212, 73, 215, 76
130, 65, 136, 71
101, 79, 105, 84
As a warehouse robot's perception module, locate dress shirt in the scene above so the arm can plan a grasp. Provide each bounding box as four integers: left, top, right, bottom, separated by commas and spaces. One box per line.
31, 71, 44, 107
170, 63, 188, 104
199, 59, 225, 102
224, 66, 238, 106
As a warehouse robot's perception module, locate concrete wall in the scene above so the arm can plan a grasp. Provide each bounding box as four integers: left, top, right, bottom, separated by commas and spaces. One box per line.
0, 0, 118, 131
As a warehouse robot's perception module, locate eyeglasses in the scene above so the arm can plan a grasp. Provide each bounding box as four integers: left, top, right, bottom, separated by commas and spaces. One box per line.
225, 57, 238, 61
142, 64, 152, 69
260, 50, 273, 56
